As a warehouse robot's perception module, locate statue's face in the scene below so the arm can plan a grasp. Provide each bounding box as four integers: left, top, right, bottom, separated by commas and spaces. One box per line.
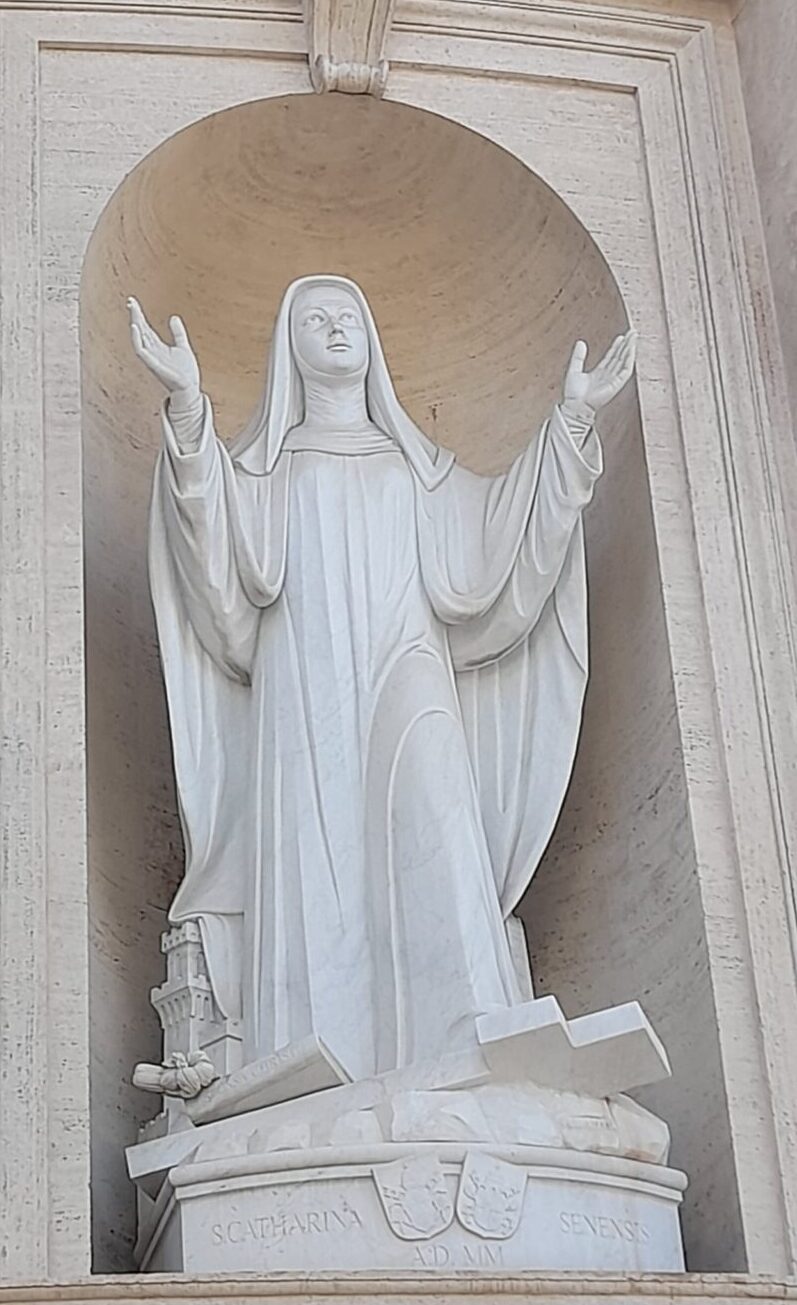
291, 286, 369, 378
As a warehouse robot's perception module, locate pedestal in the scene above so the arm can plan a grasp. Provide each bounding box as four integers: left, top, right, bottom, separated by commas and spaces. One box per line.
138, 1142, 685, 1273
130, 1027, 686, 1274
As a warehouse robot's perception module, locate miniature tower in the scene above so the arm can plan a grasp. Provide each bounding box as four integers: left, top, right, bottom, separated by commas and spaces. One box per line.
151, 920, 243, 1075
137, 921, 243, 1141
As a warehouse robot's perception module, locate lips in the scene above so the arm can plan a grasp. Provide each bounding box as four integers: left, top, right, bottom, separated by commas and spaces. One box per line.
327, 341, 351, 352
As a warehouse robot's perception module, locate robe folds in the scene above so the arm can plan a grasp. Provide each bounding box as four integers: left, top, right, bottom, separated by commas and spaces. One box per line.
150, 400, 602, 1080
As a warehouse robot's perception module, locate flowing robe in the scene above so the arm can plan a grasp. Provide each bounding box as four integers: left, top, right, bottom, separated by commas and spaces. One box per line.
150, 400, 602, 1080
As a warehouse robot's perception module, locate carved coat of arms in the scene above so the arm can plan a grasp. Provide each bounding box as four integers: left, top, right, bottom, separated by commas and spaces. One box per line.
456, 1152, 526, 1239
372, 1155, 455, 1240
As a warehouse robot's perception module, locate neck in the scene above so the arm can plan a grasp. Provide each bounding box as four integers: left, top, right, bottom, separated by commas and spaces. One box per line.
300, 373, 374, 432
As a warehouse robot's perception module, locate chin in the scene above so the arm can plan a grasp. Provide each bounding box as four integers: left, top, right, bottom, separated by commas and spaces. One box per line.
324, 357, 364, 377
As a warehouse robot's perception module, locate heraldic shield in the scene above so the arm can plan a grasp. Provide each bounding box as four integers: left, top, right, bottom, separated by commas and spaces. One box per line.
372, 1155, 455, 1240
455, 1152, 527, 1240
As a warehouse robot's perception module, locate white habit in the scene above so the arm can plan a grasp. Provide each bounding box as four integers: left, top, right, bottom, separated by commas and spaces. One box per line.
149, 277, 602, 1081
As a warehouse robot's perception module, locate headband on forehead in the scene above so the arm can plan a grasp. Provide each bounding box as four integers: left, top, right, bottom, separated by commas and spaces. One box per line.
230, 274, 454, 490
290, 279, 361, 304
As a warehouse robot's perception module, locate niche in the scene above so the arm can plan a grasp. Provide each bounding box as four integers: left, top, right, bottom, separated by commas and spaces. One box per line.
81, 92, 734, 1271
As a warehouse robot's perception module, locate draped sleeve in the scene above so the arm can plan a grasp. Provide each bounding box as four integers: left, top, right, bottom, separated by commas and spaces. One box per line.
149, 396, 290, 1017
157, 395, 261, 683
416, 405, 603, 918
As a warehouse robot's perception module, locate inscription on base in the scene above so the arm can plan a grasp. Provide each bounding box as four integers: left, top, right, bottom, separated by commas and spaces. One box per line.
559, 1211, 651, 1243
212, 1205, 362, 1245
411, 1242, 505, 1268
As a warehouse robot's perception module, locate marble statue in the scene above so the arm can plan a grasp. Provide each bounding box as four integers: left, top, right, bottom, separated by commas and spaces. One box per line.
129, 275, 634, 1082
126, 278, 687, 1275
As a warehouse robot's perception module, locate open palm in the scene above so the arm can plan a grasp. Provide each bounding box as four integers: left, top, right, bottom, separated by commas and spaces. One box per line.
128, 297, 200, 398
564, 330, 637, 413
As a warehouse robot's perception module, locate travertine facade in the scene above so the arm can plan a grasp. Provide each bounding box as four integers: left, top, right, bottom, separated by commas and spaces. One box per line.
2, 0, 797, 1298
734, 0, 797, 439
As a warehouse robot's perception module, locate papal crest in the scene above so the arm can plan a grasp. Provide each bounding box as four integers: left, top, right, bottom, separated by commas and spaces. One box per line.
372, 1155, 455, 1240
456, 1152, 526, 1240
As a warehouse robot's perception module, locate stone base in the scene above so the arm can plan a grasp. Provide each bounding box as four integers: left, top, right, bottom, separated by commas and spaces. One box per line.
130, 1003, 685, 1275
3, 1276, 796, 1305
138, 1142, 685, 1273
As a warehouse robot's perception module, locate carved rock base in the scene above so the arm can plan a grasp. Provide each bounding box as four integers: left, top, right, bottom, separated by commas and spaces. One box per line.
137, 1143, 685, 1273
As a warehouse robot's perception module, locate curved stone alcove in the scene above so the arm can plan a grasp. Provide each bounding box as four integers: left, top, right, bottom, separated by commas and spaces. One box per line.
81, 92, 722, 1272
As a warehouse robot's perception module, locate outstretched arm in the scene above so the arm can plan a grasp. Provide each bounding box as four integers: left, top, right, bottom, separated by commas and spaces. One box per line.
444, 329, 638, 668
128, 297, 206, 452
559, 329, 637, 437
130, 296, 259, 680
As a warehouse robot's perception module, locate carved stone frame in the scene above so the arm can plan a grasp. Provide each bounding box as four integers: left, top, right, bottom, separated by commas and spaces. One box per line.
1, 0, 796, 1282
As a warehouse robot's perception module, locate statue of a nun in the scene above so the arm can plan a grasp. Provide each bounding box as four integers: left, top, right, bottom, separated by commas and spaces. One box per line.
129, 276, 636, 1083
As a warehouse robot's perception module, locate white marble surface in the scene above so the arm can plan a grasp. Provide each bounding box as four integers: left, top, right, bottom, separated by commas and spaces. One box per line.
187, 1035, 352, 1124
132, 276, 633, 1085
476, 997, 670, 1097
128, 275, 670, 1278
141, 1143, 685, 1273
127, 1044, 673, 1200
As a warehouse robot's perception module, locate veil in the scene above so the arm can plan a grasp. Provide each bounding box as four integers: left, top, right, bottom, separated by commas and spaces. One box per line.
228, 273, 592, 926
153, 272, 595, 1022
230, 274, 454, 491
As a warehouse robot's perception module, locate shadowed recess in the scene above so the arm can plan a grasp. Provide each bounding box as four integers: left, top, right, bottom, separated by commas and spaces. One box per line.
81, 92, 733, 1274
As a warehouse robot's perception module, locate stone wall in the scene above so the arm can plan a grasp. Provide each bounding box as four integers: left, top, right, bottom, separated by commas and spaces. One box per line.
734, 0, 797, 441
3, 0, 797, 1285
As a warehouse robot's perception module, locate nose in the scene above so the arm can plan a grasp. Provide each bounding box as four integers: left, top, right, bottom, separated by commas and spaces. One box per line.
328, 319, 346, 337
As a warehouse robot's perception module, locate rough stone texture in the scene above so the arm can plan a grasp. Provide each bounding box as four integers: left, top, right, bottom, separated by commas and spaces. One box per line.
734, 0, 797, 440
2, 1272, 797, 1305
2, 0, 797, 1287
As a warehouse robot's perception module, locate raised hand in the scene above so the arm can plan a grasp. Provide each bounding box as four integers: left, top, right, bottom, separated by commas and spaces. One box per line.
562, 329, 637, 414
127, 297, 201, 402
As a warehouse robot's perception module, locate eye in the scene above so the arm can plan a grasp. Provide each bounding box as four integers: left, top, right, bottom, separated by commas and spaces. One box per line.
339, 311, 358, 324
304, 311, 325, 326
